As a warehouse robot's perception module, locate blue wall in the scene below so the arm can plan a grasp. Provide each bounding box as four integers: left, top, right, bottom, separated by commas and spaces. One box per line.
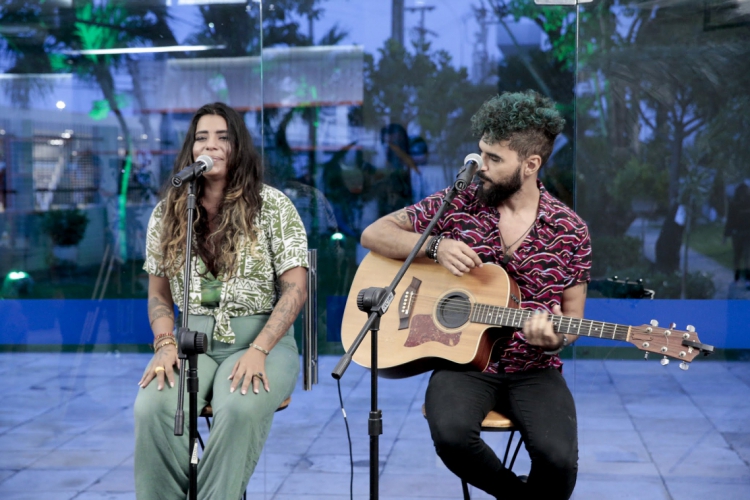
0, 298, 746, 349
0, 299, 151, 345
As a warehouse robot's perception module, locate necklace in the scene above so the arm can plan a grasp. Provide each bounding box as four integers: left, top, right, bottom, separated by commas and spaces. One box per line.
498, 217, 536, 265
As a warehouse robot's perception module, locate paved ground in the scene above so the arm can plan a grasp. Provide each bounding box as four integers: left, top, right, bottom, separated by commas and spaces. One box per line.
0, 353, 748, 499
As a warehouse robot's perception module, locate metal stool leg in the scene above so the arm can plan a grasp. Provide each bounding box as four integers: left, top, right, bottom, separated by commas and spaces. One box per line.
461, 478, 471, 500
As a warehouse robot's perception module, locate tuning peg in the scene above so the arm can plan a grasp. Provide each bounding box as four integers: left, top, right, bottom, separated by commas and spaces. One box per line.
669, 322, 676, 329
679, 361, 689, 371
644, 352, 649, 361
650, 319, 659, 327
660, 357, 670, 366
686, 325, 695, 332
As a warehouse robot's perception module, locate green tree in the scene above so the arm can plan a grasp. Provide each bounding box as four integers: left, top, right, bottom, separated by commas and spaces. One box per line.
364, 38, 494, 170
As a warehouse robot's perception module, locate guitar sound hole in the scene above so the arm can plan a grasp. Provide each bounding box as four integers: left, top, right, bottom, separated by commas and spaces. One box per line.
436, 292, 471, 329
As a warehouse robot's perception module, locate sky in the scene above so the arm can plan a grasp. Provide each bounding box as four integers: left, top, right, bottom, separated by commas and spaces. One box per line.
304, 0, 503, 69
165, 1, 505, 71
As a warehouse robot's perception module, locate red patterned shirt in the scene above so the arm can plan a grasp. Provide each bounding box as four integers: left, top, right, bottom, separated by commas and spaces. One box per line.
405, 181, 591, 373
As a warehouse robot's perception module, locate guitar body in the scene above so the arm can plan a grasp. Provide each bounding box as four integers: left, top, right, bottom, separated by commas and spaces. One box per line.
341, 253, 522, 378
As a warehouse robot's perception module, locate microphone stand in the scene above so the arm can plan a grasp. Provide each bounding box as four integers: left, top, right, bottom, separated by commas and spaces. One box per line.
332, 178, 471, 500
173, 177, 208, 500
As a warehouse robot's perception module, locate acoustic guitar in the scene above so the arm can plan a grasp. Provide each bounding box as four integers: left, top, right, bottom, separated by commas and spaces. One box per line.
341, 253, 714, 379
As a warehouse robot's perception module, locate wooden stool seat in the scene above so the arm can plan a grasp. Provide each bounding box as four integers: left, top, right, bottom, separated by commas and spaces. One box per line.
421, 404, 514, 430
478, 410, 514, 430
200, 396, 291, 418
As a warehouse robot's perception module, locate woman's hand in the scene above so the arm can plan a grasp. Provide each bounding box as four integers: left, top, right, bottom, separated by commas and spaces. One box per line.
228, 349, 270, 395
139, 345, 179, 390
523, 304, 564, 350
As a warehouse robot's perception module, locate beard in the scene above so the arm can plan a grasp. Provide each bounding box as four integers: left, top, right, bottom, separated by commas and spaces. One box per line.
477, 164, 523, 207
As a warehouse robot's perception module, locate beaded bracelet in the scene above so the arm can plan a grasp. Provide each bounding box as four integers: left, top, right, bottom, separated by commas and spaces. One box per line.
426, 235, 444, 262
153, 336, 176, 350
249, 343, 270, 356
153, 332, 174, 342
424, 236, 436, 260
430, 235, 445, 263
154, 338, 177, 352
154, 333, 174, 344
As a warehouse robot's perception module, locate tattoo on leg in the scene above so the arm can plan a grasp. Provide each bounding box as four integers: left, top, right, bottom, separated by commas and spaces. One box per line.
148, 297, 174, 326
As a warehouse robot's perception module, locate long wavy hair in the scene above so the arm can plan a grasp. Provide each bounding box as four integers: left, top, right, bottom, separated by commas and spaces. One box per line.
159, 102, 263, 278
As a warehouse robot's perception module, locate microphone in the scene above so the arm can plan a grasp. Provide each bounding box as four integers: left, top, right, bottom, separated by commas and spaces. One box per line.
171, 155, 214, 187
454, 153, 482, 191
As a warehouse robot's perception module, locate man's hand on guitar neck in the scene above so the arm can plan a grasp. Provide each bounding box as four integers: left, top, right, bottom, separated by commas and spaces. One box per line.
523, 304, 569, 351
435, 238, 483, 277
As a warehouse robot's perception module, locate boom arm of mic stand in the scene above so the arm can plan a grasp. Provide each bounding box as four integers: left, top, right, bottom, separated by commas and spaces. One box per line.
332, 183, 462, 379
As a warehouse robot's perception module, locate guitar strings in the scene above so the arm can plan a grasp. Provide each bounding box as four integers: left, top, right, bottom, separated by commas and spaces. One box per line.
394, 293, 642, 341
385, 286, 695, 343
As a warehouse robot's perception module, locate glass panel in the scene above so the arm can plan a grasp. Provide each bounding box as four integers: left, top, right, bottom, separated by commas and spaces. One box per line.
0, 0, 263, 496
0, 0, 263, 341
573, 2, 749, 496
574, 0, 749, 358
259, 0, 579, 357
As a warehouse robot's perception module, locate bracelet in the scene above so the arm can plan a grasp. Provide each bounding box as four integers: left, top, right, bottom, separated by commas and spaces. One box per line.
431, 235, 445, 263
544, 334, 569, 355
426, 235, 444, 262
154, 338, 177, 352
249, 343, 270, 356
154, 332, 174, 342
154, 336, 176, 350
425, 236, 437, 260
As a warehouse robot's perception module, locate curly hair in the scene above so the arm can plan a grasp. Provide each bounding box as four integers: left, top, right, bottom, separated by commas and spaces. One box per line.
470, 90, 565, 165
159, 102, 263, 278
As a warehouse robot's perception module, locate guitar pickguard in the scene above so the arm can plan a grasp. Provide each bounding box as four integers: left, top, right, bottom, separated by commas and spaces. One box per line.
404, 314, 462, 347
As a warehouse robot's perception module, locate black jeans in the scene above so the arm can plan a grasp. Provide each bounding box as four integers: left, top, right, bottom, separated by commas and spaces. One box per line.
425, 367, 578, 500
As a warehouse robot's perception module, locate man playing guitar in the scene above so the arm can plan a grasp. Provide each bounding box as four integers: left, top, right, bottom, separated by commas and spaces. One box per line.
360, 90, 591, 499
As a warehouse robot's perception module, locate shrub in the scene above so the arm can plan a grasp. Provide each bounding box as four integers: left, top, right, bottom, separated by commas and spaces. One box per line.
591, 235, 646, 278
41, 209, 89, 247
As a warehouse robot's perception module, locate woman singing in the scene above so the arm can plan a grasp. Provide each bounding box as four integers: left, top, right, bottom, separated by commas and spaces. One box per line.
134, 102, 308, 499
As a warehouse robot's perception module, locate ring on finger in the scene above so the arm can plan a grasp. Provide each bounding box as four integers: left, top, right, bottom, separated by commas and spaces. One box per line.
154, 366, 165, 374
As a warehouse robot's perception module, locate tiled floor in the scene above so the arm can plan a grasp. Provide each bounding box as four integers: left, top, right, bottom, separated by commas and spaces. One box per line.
0, 353, 748, 499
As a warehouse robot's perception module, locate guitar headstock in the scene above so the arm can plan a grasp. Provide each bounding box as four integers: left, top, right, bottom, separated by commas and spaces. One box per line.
629, 320, 714, 369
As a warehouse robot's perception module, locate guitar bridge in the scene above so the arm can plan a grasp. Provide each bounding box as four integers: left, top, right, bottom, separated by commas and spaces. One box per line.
398, 277, 422, 330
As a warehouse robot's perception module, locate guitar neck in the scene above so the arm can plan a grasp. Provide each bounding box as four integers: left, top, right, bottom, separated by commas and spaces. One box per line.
471, 304, 630, 342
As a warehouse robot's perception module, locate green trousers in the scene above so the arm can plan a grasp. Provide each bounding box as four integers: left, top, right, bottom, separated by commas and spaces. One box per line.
134, 314, 299, 500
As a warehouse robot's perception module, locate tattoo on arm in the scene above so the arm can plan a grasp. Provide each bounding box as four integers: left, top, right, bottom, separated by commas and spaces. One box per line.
257, 277, 306, 346
387, 209, 412, 230
148, 297, 174, 327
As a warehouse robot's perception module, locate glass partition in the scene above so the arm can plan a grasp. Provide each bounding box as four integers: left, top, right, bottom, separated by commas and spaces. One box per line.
574, 0, 750, 358
2, 0, 748, 498
259, 0, 579, 355
0, 0, 263, 351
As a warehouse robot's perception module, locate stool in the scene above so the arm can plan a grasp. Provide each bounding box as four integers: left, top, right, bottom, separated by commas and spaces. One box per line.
197, 397, 291, 500
422, 404, 524, 500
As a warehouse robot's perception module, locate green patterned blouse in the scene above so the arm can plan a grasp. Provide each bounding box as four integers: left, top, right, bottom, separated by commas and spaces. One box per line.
143, 184, 309, 344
